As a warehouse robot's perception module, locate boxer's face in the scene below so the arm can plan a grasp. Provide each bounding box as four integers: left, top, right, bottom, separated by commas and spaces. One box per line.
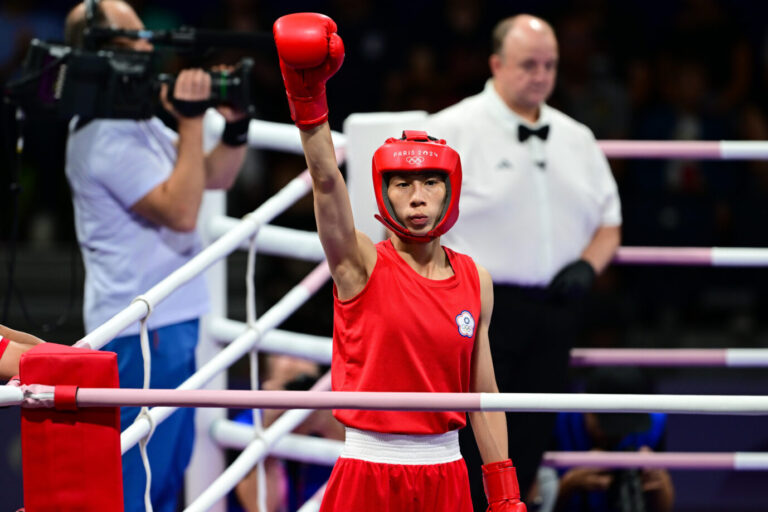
491, 21, 558, 113
386, 172, 447, 234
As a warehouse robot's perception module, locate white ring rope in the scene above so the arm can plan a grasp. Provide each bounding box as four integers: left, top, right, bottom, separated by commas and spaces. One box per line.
207, 219, 768, 268
296, 483, 327, 512
211, 423, 768, 472
208, 220, 325, 261
221, 117, 768, 161
14, 387, 768, 416
614, 246, 768, 266
206, 324, 768, 369
244, 233, 268, 512
209, 318, 332, 363
598, 139, 768, 159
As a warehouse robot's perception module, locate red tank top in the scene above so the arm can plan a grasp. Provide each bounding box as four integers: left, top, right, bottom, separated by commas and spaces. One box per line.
332, 239, 480, 434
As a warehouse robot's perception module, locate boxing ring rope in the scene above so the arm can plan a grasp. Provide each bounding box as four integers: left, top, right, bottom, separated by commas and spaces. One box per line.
209, 317, 332, 363
14, 387, 768, 416
569, 348, 768, 367
239, 116, 768, 160
209, 214, 768, 268
541, 452, 768, 471
297, 485, 327, 512
210, 320, 768, 368
597, 140, 768, 160
613, 246, 768, 266
213, 422, 768, 472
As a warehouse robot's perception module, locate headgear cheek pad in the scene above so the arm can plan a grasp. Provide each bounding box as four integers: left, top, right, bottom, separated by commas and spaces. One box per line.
371, 130, 462, 242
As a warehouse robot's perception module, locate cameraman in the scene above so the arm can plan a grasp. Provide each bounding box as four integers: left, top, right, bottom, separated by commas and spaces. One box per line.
63, 2, 248, 511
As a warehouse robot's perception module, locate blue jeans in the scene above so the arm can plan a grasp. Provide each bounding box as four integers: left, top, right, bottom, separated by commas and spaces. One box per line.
105, 319, 198, 512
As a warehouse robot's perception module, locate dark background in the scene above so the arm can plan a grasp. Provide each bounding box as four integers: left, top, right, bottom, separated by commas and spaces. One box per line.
2, 0, 768, 510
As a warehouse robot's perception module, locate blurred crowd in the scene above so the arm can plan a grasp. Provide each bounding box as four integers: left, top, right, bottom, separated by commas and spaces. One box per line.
3, 0, 768, 349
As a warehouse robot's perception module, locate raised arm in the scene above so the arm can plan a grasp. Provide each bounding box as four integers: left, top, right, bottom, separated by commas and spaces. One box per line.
274, 13, 375, 299
471, 265, 527, 512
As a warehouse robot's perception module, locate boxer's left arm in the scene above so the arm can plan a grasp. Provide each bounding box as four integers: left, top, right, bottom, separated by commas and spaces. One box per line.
470, 265, 527, 511
468, 264, 507, 464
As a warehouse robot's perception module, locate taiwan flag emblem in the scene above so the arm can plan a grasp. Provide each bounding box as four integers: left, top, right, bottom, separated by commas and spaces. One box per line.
455, 310, 475, 338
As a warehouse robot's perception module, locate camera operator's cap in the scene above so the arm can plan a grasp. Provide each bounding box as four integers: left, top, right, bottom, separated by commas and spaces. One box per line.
372, 130, 462, 243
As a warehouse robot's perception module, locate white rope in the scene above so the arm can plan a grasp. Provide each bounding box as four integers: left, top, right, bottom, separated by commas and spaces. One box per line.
129, 295, 154, 512
245, 233, 268, 512
137, 407, 156, 512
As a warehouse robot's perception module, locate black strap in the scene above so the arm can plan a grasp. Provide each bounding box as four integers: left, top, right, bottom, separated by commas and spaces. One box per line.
221, 117, 250, 146
171, 98, 210, 118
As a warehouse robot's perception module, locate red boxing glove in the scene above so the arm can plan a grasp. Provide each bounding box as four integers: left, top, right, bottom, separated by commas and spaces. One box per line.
482, 459, 527, 512
273, 12, 345, 130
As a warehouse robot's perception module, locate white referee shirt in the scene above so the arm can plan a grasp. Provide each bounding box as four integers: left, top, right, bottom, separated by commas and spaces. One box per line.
427, 80, 622, 286
66, 117, 209, 335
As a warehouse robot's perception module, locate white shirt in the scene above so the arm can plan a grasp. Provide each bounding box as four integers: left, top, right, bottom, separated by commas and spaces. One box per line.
66, 117, 209, 335
427, 80, 622, 286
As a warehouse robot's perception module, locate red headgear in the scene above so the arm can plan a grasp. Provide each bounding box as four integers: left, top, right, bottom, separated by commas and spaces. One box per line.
371, 130, 462, 242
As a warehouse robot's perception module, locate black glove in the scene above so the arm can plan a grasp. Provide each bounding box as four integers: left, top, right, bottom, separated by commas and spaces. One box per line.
548, 259, 596, 301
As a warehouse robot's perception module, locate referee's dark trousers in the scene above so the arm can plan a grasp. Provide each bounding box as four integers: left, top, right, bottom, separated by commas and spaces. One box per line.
460, 283, 584, 510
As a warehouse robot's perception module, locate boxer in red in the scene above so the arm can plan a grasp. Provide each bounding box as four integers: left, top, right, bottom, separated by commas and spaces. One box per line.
273, 13, 526, 511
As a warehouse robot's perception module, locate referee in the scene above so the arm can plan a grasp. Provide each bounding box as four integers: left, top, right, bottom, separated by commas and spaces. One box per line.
428, 14, 622, 508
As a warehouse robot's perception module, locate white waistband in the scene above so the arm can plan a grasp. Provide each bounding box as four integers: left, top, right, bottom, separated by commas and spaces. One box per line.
340, 427, 462, 465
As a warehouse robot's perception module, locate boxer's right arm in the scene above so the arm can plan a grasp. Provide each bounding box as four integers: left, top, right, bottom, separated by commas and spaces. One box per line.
0, 324, 45, 346
0, 326, 45, 380
274, 13, 375, 299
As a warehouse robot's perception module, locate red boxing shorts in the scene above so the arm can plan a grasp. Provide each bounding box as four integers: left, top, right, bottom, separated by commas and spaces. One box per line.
319, 428, 472, 512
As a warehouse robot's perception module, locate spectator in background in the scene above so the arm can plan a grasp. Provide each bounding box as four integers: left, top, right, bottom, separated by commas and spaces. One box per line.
428, 14, 622, 508
551, 367, 674, 512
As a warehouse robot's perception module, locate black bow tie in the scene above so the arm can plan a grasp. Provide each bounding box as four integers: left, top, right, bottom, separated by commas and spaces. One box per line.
518, 124, 550, 142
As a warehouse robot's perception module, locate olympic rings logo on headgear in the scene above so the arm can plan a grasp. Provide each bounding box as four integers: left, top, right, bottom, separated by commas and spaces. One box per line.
406, 156, 425, 165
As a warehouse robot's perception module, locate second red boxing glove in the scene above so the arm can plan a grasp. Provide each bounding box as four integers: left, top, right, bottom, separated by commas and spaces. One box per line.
273, 13, 345, 130
482, 459, 528, 512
